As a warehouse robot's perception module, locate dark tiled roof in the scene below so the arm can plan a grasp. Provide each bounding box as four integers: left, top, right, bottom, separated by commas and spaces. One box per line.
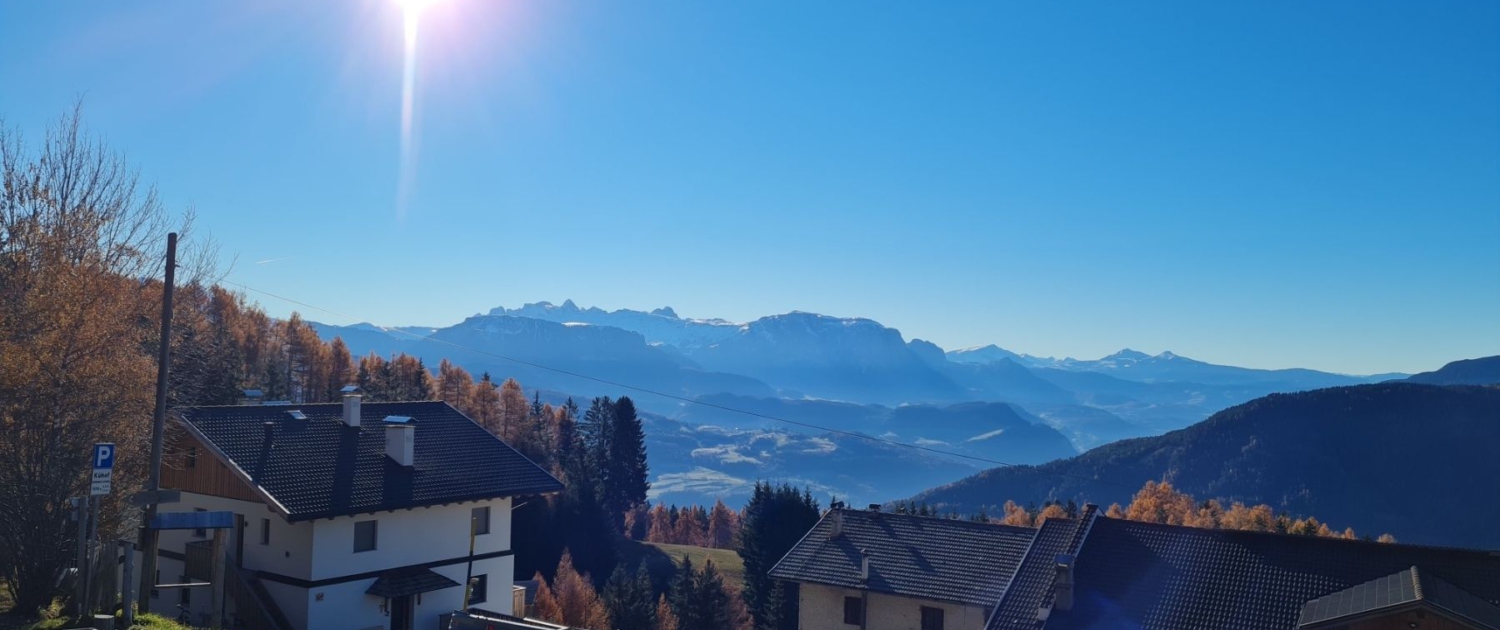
1046, 517, 1500, 630
769, 508, 1037, 607
177, 401, 563, 521
366, 567, 460, 598
986, 507, 1097, 630
1299, 566, 1500, 629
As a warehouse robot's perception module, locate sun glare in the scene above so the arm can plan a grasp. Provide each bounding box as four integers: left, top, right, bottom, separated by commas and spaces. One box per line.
394, 0, 443, 218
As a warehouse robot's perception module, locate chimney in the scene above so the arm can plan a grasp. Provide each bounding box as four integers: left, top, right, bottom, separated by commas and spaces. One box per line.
868, 503, 881, 513
262, 421, 275, 448
1053, 554, 1075, 611
341, 385, 362, 428
384, 416, 415, 467
830, 509, 844, 538
859, 549, 871, 583
240, 389, 264, 406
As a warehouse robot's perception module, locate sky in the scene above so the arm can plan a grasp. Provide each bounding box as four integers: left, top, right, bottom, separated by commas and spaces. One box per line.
2, 1, 1496, 375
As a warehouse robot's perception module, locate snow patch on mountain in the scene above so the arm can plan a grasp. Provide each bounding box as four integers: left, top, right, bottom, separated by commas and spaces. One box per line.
487, 300, 738, 348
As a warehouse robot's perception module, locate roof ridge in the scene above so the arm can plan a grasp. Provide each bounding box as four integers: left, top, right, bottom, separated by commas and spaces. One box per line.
1101, 516, 1499, 556
839, 508, 1038, 534
177, 399, 447, 410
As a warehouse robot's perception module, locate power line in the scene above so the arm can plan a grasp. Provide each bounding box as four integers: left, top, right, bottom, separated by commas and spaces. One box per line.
221, 280, 1135, 490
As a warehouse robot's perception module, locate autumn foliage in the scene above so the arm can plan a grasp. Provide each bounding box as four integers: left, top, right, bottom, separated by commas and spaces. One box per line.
637, 500, 741, 549
990, 481, 1395, 541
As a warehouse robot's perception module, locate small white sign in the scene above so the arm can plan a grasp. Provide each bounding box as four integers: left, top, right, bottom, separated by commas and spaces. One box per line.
90, 442, 115, 496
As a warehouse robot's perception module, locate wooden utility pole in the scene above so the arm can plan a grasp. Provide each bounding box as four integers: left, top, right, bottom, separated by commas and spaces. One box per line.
210, 529, 226, 630
137, 232, 177, 614
119, 541, 136, 626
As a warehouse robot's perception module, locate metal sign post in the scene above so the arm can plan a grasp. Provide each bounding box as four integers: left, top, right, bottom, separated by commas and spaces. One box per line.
72, 497, 87, 619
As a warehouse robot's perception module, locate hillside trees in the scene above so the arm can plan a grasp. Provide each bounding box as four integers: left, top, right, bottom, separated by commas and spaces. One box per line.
668, 556, 749, 630
602, 565, 657, 630
531, 552, 609, 629
0, 108, 206, 612
739, 483, 822, 630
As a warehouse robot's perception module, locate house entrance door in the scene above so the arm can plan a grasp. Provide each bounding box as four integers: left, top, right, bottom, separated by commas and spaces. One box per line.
391, 595, 414, 630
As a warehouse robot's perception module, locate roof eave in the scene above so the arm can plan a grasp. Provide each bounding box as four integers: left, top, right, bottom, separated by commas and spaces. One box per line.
171, 413, 295, 518
777, 576, 998, 609
283, 484, 566, 523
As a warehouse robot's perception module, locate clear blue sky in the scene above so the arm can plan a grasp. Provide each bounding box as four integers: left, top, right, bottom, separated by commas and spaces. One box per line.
3, 1, 1496, 375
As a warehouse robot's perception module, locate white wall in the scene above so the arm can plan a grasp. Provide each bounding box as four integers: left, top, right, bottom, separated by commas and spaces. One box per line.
309, 497, 512, 579
262, 580, 310, 629
156, 491, 314, 579
300, 557, 513, 630
797, 582, 991, 630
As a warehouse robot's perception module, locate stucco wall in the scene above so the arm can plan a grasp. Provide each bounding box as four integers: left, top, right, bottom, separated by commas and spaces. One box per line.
797, 582, 991, 630
301, 556, 513, 630
155, 491, 315, 579
309, 497, 513, 579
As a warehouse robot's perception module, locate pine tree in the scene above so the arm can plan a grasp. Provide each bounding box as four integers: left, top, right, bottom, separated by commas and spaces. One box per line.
602, 565, 657, 630
604, 397, 651, 529
739, 483, 821, 630
669, 555, 697, 628
686, 560, 734, 630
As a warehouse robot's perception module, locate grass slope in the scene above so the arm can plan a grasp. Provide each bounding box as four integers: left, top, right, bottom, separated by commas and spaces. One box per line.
617, 539, 746, 592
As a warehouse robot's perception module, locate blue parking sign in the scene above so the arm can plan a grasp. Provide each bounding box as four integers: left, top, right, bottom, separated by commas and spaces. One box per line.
93, 443, 115, 470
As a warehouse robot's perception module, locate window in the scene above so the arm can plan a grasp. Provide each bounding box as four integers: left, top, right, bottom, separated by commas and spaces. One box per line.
186, 446, 197, 468
353, 520, 377, 552
920, 606, 944, 630
260, 518, 271, 545
193, 508, 207, 538
472, 506, 491, 536
469, 574, 488, 605
843, 596, 862, 625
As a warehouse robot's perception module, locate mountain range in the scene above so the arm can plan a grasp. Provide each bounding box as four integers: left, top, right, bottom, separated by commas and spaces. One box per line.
905, 381, 1500, 549
310, 299, 1453, 509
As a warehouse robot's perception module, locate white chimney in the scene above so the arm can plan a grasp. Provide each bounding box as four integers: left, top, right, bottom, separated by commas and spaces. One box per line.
830, 509, 844, 538
859, 549, 871, 583
1053, 554, 1075, 611
341, 386, 362, 428
384, 416, 415, 467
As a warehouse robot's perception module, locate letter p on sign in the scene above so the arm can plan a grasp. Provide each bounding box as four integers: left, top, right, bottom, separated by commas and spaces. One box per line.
93, 443, 115, 470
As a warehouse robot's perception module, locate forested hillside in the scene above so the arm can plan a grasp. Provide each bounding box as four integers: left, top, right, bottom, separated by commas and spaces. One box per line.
1405, 356, 1500, 385
907, 383, 1500, 548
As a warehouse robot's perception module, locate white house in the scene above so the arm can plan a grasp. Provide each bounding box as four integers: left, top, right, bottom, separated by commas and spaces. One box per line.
149, 390, 563, 630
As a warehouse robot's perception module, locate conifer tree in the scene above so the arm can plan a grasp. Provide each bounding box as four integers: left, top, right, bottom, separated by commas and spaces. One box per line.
602, 565, 657, 630
739, 483, 821, 630
707, 499, 739, 549
605, 397, 651, 527
655, 594, 679, 630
